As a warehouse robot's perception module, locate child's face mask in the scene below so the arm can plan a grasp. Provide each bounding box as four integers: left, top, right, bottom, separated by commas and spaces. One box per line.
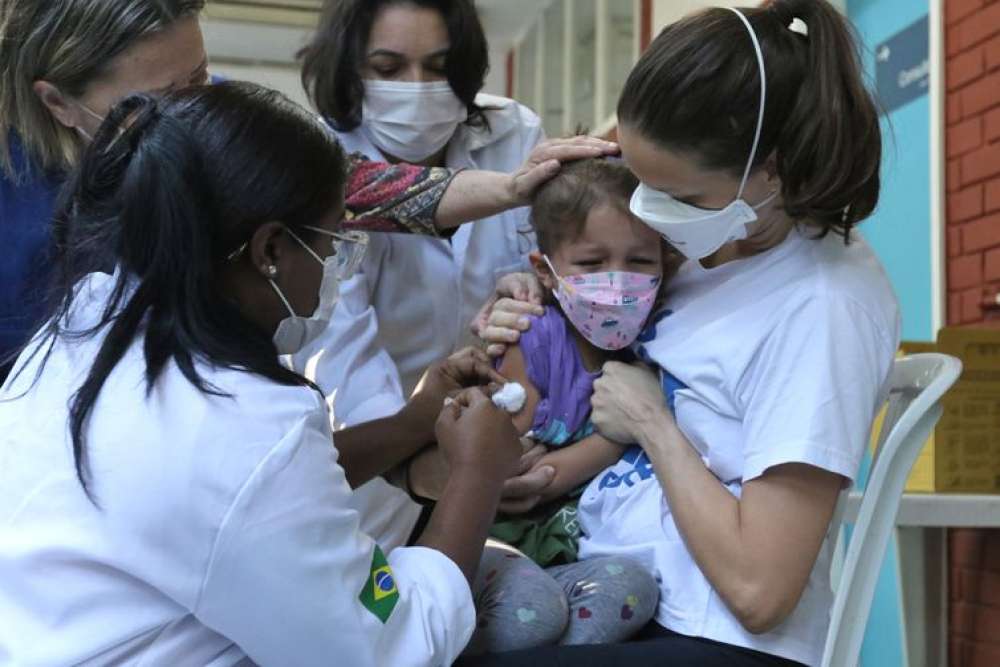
543, 255, 661, 351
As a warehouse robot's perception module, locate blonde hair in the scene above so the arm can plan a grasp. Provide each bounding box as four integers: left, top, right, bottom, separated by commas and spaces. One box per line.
0, 0, 204, 181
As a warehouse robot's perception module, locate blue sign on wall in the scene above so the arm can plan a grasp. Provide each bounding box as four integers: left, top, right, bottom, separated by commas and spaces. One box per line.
875, 15, 930, 114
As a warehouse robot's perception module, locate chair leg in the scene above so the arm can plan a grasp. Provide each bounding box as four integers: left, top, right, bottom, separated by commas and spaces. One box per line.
898, 526, 947, 667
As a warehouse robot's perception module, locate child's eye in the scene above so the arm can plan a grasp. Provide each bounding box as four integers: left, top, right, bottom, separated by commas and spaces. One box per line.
575, 259, 604, 267
629, 258, 658, 265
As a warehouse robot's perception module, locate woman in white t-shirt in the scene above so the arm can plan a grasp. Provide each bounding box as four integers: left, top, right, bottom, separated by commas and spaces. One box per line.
461, 1, 900, 665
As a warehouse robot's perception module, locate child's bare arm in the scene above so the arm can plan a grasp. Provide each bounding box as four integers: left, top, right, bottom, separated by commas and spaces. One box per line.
495, 343, 542, 435
531, 434, 626, 504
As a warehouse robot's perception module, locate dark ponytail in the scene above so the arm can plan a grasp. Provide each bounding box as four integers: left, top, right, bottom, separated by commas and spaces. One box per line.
26, 82, 347, 500
617, 0, 881, 239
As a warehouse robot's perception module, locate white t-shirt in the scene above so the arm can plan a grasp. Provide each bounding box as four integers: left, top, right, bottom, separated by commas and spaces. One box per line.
0, 272, 474, 667
577, 227, 900, 666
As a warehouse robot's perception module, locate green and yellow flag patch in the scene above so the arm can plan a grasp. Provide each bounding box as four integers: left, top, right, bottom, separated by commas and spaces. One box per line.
359, 545, 399, 623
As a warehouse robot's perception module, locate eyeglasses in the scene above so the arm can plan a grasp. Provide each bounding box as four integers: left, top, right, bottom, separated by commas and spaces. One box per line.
227, 224, 370, 281
309, 226, 369, 280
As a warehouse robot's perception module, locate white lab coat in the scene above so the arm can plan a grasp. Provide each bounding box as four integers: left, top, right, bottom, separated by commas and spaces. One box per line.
292, 94, 542, 550
0, 272, 475, 667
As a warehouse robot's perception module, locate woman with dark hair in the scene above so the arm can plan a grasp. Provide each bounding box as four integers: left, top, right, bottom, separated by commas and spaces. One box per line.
0, 0, 613, 384
298, 0, 548, 556
467, 2, 899, 665
0, 82, 528, 666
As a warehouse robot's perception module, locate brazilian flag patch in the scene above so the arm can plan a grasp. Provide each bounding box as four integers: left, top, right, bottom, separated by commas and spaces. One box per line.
359, 545, 399, 623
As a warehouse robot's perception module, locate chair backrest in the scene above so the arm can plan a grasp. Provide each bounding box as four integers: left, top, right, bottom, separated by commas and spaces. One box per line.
821, 353, 962, 667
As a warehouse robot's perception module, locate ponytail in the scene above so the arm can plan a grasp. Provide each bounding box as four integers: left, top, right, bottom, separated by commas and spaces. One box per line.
23, 83, 346, 501
766, 0, 881, 235
618, 0, 881, 239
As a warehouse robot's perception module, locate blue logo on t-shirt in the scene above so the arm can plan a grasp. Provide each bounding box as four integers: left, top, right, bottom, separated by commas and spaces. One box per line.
598, 446, 654, 490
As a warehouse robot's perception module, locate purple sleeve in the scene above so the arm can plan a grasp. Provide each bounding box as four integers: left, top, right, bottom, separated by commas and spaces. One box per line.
517, 307, 558, 405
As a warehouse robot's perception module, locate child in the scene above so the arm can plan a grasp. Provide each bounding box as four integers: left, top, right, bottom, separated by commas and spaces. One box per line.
466, 159, 670, 654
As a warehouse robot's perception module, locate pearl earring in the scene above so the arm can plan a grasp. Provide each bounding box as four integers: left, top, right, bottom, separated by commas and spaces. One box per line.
266, 265, 278, 277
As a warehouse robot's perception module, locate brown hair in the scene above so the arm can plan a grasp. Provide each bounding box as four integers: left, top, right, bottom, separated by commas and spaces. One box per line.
531, 158, 642, 255
300, 0, 491, 131
0, 0, 204, 180
617, 0, 881, 240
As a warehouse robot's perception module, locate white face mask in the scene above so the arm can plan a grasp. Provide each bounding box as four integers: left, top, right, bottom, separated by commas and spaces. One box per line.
361, 80, 468, 162
628, 8, 776, 261
269, 226, 368, 355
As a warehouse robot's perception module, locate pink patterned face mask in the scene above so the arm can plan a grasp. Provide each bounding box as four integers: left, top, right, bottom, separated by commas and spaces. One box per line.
543, 255, 661, 351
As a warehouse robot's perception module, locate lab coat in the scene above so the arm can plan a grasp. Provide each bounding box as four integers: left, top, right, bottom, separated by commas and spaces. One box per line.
0, 272, 475, 667
292, 94, 542, 551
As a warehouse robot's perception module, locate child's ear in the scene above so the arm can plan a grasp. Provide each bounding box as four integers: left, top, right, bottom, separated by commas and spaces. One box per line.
529, 251, 557, 292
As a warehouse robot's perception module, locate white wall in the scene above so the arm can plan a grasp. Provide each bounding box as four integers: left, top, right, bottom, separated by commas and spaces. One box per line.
201, 17, 314, 111
204, 14, 511, 105
209, 62, 311, 110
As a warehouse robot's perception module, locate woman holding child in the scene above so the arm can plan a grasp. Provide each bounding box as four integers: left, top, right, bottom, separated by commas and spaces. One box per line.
463, 1, 900, 664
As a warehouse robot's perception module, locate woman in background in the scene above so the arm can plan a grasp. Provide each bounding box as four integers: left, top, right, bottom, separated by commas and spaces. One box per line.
298, 0, 550, 551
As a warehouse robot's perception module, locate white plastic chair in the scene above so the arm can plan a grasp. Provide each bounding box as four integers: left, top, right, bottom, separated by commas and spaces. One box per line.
821, 353, 962, 667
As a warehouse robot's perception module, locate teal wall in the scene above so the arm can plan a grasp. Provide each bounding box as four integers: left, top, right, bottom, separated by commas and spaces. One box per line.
850, 0, 934, 342
847, 2, 933, 666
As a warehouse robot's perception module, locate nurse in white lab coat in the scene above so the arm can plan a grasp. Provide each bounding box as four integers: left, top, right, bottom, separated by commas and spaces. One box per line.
0, 83, 532, 667
296, 0, 544, 551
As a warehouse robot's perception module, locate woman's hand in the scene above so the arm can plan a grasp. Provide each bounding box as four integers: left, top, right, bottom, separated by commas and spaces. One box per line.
400, 347, 506, 444
435, 388, 522, 478
591, 361, 670, 444
498, 441, 555, 514
417, 389, 527, 584
470, 273, 544, 357
436, 137, 618, 229
508, 136, 620, 205
407, 436, 553, 505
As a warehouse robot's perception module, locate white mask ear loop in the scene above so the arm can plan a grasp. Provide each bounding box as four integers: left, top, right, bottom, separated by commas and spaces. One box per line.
727, 8, 767, 201
268, 279, 297, 318
266, 226, 326, 318
542, 254, 568, 286
542, 255, 560, 279
283, 226, 325, 265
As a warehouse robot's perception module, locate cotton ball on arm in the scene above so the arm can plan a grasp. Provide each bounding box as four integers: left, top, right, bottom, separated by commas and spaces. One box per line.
491, 382, 527, 413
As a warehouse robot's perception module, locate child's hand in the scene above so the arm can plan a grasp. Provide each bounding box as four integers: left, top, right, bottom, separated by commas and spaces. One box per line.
470, 273, 544, 357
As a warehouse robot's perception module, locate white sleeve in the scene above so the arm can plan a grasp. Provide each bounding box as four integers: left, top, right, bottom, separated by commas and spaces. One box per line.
194, 407, 475, 667
292, 267, 407, 426
737, 295, 897, 484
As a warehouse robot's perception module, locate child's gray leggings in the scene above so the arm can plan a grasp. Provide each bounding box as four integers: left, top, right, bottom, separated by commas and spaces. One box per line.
463, 540, 659, 656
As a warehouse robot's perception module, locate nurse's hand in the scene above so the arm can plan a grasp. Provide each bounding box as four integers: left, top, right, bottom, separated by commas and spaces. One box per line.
402, 347, 507, 444
592, 361, 670, 444
435, 388, 522, 477
470, 273, 544, 357
509, 136, 621, 205
407, 436, 550, 504
498, 441, 554, 514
